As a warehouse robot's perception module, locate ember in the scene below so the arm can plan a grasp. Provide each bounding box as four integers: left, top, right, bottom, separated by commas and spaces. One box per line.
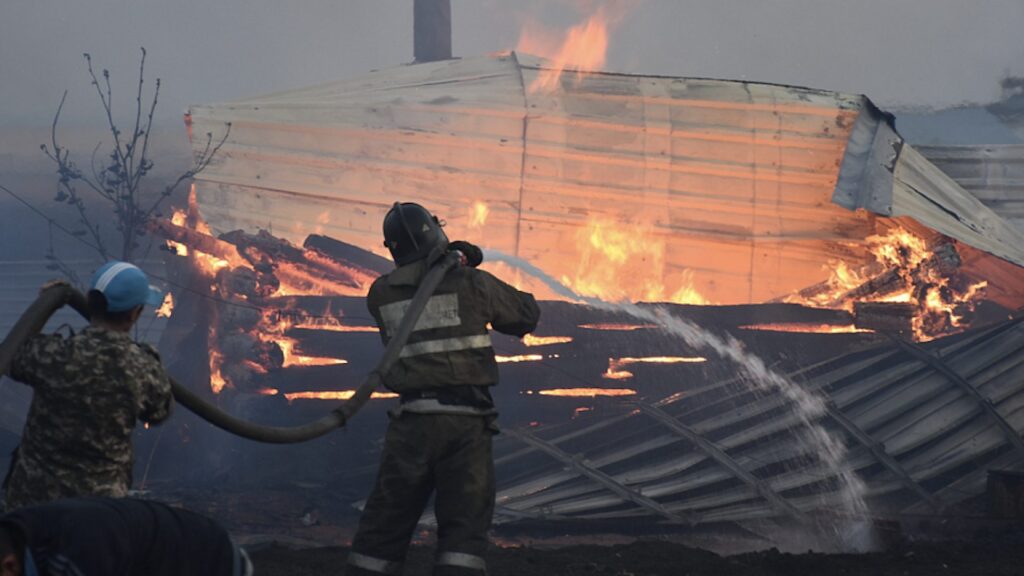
739, 323, 872, 334
603, 356, 707, 380
496, 354, 544, 363
522, 334, 573, 347
529, 388, 637, 398
578, 323, 656, 331
282, 391, 399, 402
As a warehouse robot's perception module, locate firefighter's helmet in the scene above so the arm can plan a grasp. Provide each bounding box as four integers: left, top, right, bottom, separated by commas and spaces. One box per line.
382, 202, 449, 266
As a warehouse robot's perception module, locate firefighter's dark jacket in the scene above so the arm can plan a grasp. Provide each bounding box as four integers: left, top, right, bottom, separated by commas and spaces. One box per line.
367, 258, 540, 393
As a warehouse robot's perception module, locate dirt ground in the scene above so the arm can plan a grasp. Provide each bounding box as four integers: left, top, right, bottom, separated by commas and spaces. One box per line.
249, 527, 1024, 576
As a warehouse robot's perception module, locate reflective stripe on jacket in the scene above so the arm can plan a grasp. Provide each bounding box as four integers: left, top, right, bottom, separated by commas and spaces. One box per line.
367, 260, 540, 393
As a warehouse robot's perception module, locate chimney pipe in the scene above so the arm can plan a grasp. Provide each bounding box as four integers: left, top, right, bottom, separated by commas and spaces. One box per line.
414, 0, 452, 63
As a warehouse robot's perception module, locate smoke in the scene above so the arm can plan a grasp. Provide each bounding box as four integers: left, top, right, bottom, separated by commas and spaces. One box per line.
1, 0, 1021, 131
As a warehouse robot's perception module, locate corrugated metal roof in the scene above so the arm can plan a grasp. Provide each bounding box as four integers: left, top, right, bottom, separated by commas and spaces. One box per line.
187, 52, 1024, 305
487, 318, 1024, 524
918, 145, 1024, 233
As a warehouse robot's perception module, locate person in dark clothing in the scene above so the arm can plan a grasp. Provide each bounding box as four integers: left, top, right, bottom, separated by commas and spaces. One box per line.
347, 203, 540, 576
0, 497, 251, 576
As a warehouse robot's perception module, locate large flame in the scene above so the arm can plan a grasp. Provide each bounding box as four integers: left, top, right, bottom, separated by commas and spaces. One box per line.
562, 217, 710, 305
516, 6, 613, 93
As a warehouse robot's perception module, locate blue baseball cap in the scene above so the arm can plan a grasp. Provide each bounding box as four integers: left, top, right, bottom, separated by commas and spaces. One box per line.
89, 261, 164, 312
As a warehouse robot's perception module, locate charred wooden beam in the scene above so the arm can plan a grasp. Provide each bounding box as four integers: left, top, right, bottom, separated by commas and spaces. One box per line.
254, 364, 363, 393
304, 234, 392, 275
150, 218, 241, 261
218, 332, 284, 370
854, 302, 915, 335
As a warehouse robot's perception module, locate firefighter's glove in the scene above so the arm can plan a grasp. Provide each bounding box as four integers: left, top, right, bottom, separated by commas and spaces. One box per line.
448, 240, 483, 268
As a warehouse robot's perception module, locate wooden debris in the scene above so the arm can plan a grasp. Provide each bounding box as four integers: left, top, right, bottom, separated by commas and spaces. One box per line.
853, 302, 915, 334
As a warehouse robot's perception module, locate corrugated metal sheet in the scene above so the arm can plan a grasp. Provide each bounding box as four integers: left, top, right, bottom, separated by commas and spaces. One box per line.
188, 52, 1024, 305
918, 145, 1024, 233
487, 319, 1024, 524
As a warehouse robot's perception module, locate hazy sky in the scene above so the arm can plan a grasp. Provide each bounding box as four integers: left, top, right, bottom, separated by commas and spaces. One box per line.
2, 0, 1022, 129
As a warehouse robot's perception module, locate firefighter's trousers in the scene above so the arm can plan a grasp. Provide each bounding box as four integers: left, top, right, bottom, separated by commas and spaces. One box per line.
347, 412, 495, 575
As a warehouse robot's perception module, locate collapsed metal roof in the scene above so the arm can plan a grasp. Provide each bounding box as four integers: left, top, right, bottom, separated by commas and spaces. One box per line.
919, 144, 1024, 234
488, 317, 1024, 524
187, 52, 1024, 305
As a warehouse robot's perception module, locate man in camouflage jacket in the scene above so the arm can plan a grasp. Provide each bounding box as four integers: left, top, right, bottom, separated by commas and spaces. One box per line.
2, 261, 172, 511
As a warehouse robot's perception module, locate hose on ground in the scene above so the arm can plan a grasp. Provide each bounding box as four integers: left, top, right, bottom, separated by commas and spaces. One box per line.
0, 252, 461, 444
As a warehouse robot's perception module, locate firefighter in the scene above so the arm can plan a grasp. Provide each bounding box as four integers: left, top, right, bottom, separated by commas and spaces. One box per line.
2, 262, 173, 511
0, 497, 252, 575
347, 203, 540, 576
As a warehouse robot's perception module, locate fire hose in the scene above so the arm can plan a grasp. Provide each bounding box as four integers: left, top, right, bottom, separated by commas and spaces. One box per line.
0, 251, 462, 444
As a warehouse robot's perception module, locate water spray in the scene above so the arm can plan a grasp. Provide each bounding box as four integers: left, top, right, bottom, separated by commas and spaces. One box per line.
485, 249, 875, 550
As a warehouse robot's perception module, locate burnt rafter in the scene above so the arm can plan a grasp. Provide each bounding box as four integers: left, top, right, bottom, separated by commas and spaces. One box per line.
634, 401, 810, 524
887, 333, 1024, 460
503, 428, 695, 524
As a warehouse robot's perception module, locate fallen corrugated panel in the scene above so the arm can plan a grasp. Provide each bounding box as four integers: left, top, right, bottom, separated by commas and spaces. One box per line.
918, 145, 1024, 233
489, 319, 1024, 524
188, 52, 1024, 306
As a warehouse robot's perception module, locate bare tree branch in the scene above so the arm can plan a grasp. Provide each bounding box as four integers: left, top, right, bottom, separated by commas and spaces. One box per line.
43, 48, 228, 264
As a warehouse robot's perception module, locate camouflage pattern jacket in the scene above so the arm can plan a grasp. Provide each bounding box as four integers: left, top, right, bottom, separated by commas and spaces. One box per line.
3, 326, 173, 510
367, 259, 540, 412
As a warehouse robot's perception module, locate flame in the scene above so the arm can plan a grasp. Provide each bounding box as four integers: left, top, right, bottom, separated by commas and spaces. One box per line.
155, 292, 174, 318
292, 322, 379, 333
517, 6, 612, 93
496, 354, 544, 363
562, 217, 710, 305
603, 356, 707, 380
786, 225, 988, 341
262, 334, 348, 368
283, 390, 399, 402
257, 387, 279, 396
469, 201, 489, 228
266, 257, 367, 297
209, 345, 228, 394
572, 406, 593, 418
528, 388, 637, 397
739, 323, 873, 334
579, 323, 656, 331
167, 210, 189, 256
522, 334, 573, 346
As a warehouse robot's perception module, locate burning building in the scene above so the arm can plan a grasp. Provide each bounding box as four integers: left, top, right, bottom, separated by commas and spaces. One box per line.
153, 50, 1024, 531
